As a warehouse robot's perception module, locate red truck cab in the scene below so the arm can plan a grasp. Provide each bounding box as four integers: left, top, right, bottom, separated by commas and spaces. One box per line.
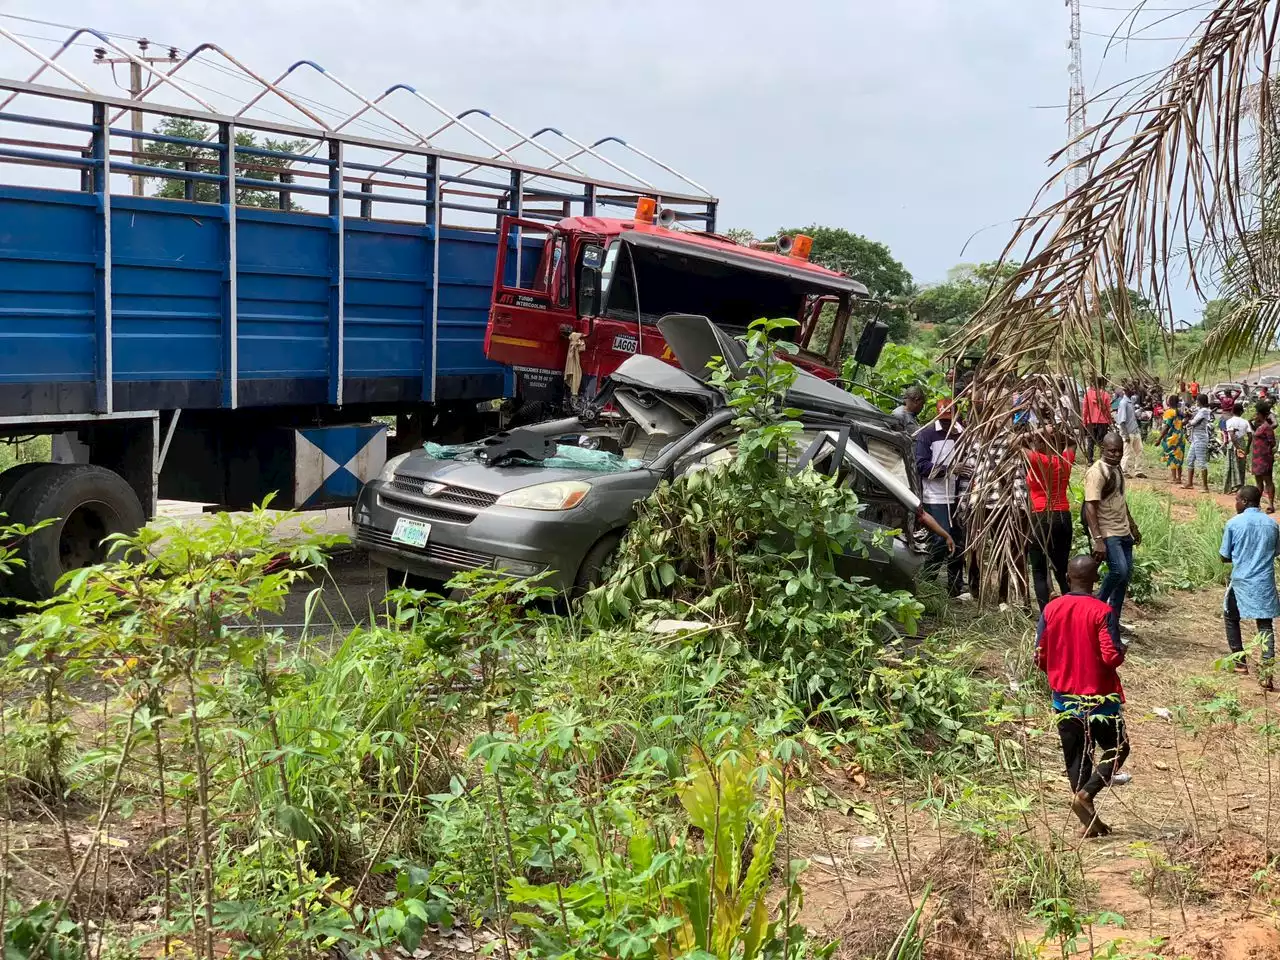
484, 208, 872, 413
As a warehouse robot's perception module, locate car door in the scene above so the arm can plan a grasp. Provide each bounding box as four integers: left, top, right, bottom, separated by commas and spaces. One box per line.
795, 425, 925, 589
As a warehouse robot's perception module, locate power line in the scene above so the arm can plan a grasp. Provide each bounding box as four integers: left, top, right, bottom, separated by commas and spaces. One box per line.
1083, 28, 1192, 40
0, 12, 141, 40
1080, 1, 1212, 10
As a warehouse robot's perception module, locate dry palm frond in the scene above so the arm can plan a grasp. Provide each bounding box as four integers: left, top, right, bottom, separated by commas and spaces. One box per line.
946, 0, 1278, 572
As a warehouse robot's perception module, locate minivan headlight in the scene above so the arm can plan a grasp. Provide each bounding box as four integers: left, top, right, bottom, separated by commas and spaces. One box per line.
378, 452, 412, 483
495, 480, 591, 510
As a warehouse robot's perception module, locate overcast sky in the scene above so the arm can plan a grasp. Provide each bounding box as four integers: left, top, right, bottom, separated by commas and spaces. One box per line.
0, 0, 1199, 313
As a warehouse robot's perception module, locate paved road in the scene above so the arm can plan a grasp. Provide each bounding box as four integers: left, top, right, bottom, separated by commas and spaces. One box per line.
153, 500, 387, 638
1229, 356, 1280, 383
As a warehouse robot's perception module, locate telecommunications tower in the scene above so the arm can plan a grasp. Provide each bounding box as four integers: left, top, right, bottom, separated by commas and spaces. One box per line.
1066, 0, 1088, 194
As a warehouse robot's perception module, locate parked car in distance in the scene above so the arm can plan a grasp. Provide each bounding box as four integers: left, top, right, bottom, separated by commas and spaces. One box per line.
1257, 375, 1280, 399
353, 315, 930, 596
1211, 382, 1244, 401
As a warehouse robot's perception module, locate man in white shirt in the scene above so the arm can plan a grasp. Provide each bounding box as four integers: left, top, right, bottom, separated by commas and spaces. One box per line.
1224, 401, 1253, 494
1114, 385, 1145, 478
913, 397, 969, 599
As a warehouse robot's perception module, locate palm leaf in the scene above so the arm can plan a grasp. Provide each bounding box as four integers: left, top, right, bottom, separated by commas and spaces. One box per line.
945, 0, 1278, 555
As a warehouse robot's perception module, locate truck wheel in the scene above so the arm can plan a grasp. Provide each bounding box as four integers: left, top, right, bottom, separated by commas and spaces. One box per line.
0, 462, 50, 509
4, 464, 145, 601
574, 531, 623, 596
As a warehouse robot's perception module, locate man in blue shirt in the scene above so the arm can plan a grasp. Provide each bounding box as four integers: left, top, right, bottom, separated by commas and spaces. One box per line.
1220, 484, 1280, 689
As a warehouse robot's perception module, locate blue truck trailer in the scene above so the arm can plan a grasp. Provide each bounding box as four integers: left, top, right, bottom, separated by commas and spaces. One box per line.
0, 27, 717, 598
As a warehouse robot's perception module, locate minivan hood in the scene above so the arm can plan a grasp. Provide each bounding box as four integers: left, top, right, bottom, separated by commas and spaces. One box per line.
395, 452, 641, 496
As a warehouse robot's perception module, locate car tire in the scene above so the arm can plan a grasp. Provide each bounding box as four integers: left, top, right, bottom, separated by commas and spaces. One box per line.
3, 464, 145, 601
574, 531, 623, 595
385, 566, 448, 595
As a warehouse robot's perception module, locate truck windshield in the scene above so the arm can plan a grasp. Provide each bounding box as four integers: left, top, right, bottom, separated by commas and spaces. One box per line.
600, 242, 621, 304
603, 243, 831, 330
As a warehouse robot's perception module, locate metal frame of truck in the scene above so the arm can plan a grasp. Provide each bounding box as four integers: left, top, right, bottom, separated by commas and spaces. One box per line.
0, 28, 717, 597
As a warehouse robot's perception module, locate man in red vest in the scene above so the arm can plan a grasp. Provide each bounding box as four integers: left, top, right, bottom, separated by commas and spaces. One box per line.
1082, 377, 1113, 463
1036, 555, 1130, 837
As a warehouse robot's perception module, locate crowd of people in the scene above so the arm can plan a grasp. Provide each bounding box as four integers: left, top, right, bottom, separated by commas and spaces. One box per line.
894, 375, 1280, 838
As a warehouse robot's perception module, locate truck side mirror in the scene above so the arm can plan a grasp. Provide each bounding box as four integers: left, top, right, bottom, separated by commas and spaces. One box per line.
854, 319, 889, 368
577, 265, 602, 317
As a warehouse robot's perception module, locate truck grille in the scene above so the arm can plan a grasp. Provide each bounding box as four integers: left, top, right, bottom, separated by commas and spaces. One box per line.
355, 526, 494, 570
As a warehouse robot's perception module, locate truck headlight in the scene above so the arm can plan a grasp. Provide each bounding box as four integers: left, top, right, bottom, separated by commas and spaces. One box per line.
495, 480, 591, 511
378, 452, 412, 483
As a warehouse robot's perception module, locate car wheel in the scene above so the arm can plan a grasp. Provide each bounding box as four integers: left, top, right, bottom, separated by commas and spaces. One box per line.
385, 566, 448, 595
574, 531, 623, 596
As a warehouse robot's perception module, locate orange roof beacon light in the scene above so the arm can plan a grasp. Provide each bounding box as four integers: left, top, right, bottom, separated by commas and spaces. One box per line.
790, 233, 814, 261
634, 197, 656, 224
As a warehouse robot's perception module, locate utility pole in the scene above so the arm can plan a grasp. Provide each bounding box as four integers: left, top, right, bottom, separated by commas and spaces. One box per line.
1066, 0, 1087, 196
92, 39, 180, 196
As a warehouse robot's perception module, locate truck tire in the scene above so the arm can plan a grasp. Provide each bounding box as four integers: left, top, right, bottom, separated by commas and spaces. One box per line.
3, 464, 145, 601
0, 462, 49, 509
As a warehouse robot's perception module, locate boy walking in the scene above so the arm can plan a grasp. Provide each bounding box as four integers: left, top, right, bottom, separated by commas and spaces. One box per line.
1036, 555, 1130, 837
1220, 484, 1279, 688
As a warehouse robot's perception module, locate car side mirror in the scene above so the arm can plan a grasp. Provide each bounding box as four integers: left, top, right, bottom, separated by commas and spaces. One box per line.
578, 265, 602, 317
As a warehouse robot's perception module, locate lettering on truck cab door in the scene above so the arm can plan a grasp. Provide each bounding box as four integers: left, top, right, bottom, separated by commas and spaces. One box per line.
485, 218, 576, 376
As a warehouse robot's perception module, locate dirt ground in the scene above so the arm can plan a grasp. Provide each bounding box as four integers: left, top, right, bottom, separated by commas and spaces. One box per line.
791, 535, 1280, 959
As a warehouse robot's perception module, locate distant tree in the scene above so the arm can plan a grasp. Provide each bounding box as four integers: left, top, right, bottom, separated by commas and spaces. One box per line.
911, 261, 1021, 345
143, 117, 310, 210
771, 225, 914, 341
723, 227, 757, 246
774, 224, 913, 301
1201, 298, 1231, 331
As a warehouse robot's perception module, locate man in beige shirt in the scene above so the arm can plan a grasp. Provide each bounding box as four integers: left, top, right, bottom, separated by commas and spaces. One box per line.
1084, 433, 1143, 641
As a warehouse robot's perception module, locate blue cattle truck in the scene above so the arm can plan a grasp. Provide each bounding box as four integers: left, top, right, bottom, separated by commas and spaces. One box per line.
0, 34, 717, 599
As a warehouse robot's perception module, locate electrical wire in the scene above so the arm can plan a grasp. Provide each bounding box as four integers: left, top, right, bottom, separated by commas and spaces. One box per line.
0, 12, 142, 40
1083, 28, 1194, 40
1081, 1, 1213, 10
0, 14, 666, 192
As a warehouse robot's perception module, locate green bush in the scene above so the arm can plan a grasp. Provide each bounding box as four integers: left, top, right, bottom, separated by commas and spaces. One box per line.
589, 318, 992, 769
842, 342, 947, 419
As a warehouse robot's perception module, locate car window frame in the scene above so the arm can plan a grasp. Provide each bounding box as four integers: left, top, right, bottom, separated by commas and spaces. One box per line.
651, 410, 738, 475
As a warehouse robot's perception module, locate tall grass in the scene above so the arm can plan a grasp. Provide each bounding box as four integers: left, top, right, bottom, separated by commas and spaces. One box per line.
1127, 490, 1228, 591
1065, 478, 1228, 602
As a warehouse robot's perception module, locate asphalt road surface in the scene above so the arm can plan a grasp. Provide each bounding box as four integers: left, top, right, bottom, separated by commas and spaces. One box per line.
154, 500, 388, 639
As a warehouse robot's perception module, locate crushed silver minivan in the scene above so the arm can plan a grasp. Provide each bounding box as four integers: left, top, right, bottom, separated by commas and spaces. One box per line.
353, 315, 931, 594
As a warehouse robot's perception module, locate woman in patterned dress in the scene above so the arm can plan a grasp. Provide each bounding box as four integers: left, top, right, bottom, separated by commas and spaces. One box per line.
1156, 393, 1186, 485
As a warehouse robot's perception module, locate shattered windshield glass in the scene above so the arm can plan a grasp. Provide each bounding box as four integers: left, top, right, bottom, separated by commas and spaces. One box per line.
424, 440, 645, 472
